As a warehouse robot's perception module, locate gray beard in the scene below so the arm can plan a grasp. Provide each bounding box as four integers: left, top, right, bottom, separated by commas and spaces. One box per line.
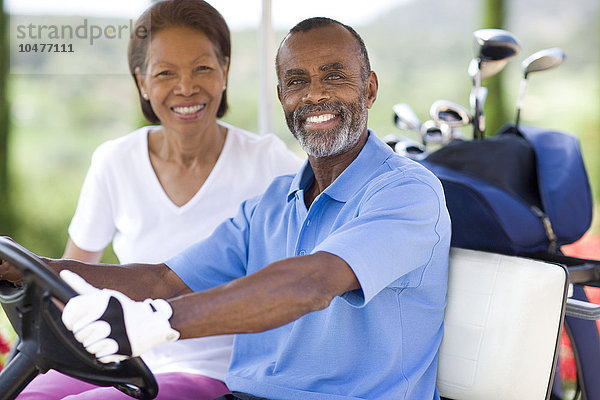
287, 99, 368, 158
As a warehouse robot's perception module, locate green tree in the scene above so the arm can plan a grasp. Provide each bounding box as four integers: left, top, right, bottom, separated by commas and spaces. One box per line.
0, 0, 12, 234
481, 0, 510, 137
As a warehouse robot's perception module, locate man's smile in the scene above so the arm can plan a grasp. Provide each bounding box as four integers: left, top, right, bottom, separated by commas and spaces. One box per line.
305, 113, 336, 124
303, 113, 340, 132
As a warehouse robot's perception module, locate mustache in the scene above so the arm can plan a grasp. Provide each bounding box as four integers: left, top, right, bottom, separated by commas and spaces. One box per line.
293, 102, 345, 121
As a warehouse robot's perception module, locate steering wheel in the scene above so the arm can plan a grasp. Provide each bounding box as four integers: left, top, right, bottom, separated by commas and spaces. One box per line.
0, 237, 158, 400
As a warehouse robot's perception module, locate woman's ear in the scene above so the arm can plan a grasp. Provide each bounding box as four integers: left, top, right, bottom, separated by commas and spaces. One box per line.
221, 57, 230, 88
135, 67, 148, 100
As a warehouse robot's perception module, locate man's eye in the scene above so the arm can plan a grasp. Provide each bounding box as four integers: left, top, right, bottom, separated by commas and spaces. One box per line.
326, 73, 343, 80
287, 78, 305, 86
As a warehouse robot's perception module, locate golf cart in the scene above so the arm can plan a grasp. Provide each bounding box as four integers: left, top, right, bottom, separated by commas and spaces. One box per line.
3, 236, 599, 400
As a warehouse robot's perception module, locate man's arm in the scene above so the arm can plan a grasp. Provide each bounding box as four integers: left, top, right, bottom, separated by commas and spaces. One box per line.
168, 251, 360, 339
45, 258, 192, 301
59, 251, 359, 363
0, 251, 191, 301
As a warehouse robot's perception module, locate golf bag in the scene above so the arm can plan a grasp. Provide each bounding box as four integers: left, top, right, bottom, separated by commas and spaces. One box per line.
418, 123, 597, 399
419, 123, 593, 256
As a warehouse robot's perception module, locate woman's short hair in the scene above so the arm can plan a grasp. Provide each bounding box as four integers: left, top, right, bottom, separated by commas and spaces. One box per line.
128, 0, 231, 123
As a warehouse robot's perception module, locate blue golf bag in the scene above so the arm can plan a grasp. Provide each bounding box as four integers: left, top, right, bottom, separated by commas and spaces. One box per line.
420, 123, 593, 255
419, 123, 598, 399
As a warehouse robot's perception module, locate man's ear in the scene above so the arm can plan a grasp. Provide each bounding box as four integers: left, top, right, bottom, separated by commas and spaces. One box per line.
365, 71, 378, 109
277, 84, 282, 103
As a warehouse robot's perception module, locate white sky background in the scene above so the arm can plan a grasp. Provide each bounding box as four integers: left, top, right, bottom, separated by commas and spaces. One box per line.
5, 0, 411, 30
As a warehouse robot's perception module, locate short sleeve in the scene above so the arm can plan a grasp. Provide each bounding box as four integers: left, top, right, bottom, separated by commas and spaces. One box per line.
67, 147, 116, 252
313, 171, 449, 307
165, 196, 261, 292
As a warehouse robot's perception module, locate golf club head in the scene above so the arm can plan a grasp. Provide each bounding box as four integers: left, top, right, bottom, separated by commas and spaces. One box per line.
521, 47, 566, 78
383, 134, 404, 149
469, 56, 510, 81
515, 48, 566, 128
382, 135, 428, 161
393, 103, 421, 132
473, 29, 521, 63
480, 59, 509, 79
420, 120, 452, 145
430, 100, 472, 128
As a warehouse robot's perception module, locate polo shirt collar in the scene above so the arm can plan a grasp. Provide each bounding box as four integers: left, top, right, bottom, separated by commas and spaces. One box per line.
287, 131, 393, 203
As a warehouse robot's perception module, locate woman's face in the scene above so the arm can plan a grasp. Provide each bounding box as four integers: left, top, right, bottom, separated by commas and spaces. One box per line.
136, 26, 229, 136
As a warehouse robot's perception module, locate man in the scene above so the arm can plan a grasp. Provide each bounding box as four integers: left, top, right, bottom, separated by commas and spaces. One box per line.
1, 18, 450, 399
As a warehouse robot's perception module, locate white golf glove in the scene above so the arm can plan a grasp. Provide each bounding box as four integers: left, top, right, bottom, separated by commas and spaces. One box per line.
60, 270, 180, 364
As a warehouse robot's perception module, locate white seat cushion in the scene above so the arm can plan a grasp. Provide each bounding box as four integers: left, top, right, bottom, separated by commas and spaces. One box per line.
437, 248, 568, 400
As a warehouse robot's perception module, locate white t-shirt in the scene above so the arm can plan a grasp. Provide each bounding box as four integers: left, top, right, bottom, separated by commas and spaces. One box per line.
68, 122, 303, 380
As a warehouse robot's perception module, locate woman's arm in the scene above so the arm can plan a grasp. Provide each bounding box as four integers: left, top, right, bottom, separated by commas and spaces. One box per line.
63, 238, 104, 263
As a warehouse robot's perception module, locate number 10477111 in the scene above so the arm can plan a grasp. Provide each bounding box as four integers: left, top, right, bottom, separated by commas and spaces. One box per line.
18, 43, 74, 53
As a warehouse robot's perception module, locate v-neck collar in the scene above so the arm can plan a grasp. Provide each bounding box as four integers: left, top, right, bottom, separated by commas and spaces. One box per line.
287, 131, 393, 204
141, 124, 231, 214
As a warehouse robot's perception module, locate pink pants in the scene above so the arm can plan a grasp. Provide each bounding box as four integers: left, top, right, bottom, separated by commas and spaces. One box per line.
17, 369, 230, 400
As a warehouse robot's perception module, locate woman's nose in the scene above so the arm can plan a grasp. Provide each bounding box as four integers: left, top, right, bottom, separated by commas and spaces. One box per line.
173, 74, 200, 96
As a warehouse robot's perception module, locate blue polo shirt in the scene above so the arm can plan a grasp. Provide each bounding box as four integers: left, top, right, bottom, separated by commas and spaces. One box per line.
166, 132, 451, 399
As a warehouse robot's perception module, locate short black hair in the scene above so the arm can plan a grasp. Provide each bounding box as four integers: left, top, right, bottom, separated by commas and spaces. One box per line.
276, 17, 371, 81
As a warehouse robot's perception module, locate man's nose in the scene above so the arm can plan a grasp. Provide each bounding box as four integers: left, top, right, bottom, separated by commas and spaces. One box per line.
302, 80, 330, 104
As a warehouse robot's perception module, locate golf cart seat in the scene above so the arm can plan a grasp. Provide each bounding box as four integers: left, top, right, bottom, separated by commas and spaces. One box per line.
437, 248, 568, 400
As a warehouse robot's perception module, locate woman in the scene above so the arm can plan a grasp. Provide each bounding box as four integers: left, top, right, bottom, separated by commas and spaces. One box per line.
18, 1, 302, 399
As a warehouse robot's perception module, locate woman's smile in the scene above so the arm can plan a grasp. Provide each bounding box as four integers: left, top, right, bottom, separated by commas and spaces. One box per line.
171, 103, 206, 119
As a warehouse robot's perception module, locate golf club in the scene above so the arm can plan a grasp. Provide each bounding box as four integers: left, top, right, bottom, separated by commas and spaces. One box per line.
470, 29, 521, 139
420, 120, 452, 146
393, 103, 421, 133
430, 100, 472, 140
383, 135, 429, 161
515, 47, 566, 129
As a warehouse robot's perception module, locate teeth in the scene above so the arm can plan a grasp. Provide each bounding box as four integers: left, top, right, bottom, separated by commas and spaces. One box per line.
172, 104, 205, 115
306, 114, 335, 124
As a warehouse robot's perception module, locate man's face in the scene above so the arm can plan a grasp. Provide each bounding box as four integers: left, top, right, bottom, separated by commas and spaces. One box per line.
277, 25, 377, 158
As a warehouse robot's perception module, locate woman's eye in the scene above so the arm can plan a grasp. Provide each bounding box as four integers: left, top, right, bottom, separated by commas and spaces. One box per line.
155, 70, 171, 77
195, 65, 212, 72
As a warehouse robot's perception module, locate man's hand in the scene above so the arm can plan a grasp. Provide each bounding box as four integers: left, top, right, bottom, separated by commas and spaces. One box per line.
0, 237, 23, 284
0, 258, 23, 284
60, 270, 180, 363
